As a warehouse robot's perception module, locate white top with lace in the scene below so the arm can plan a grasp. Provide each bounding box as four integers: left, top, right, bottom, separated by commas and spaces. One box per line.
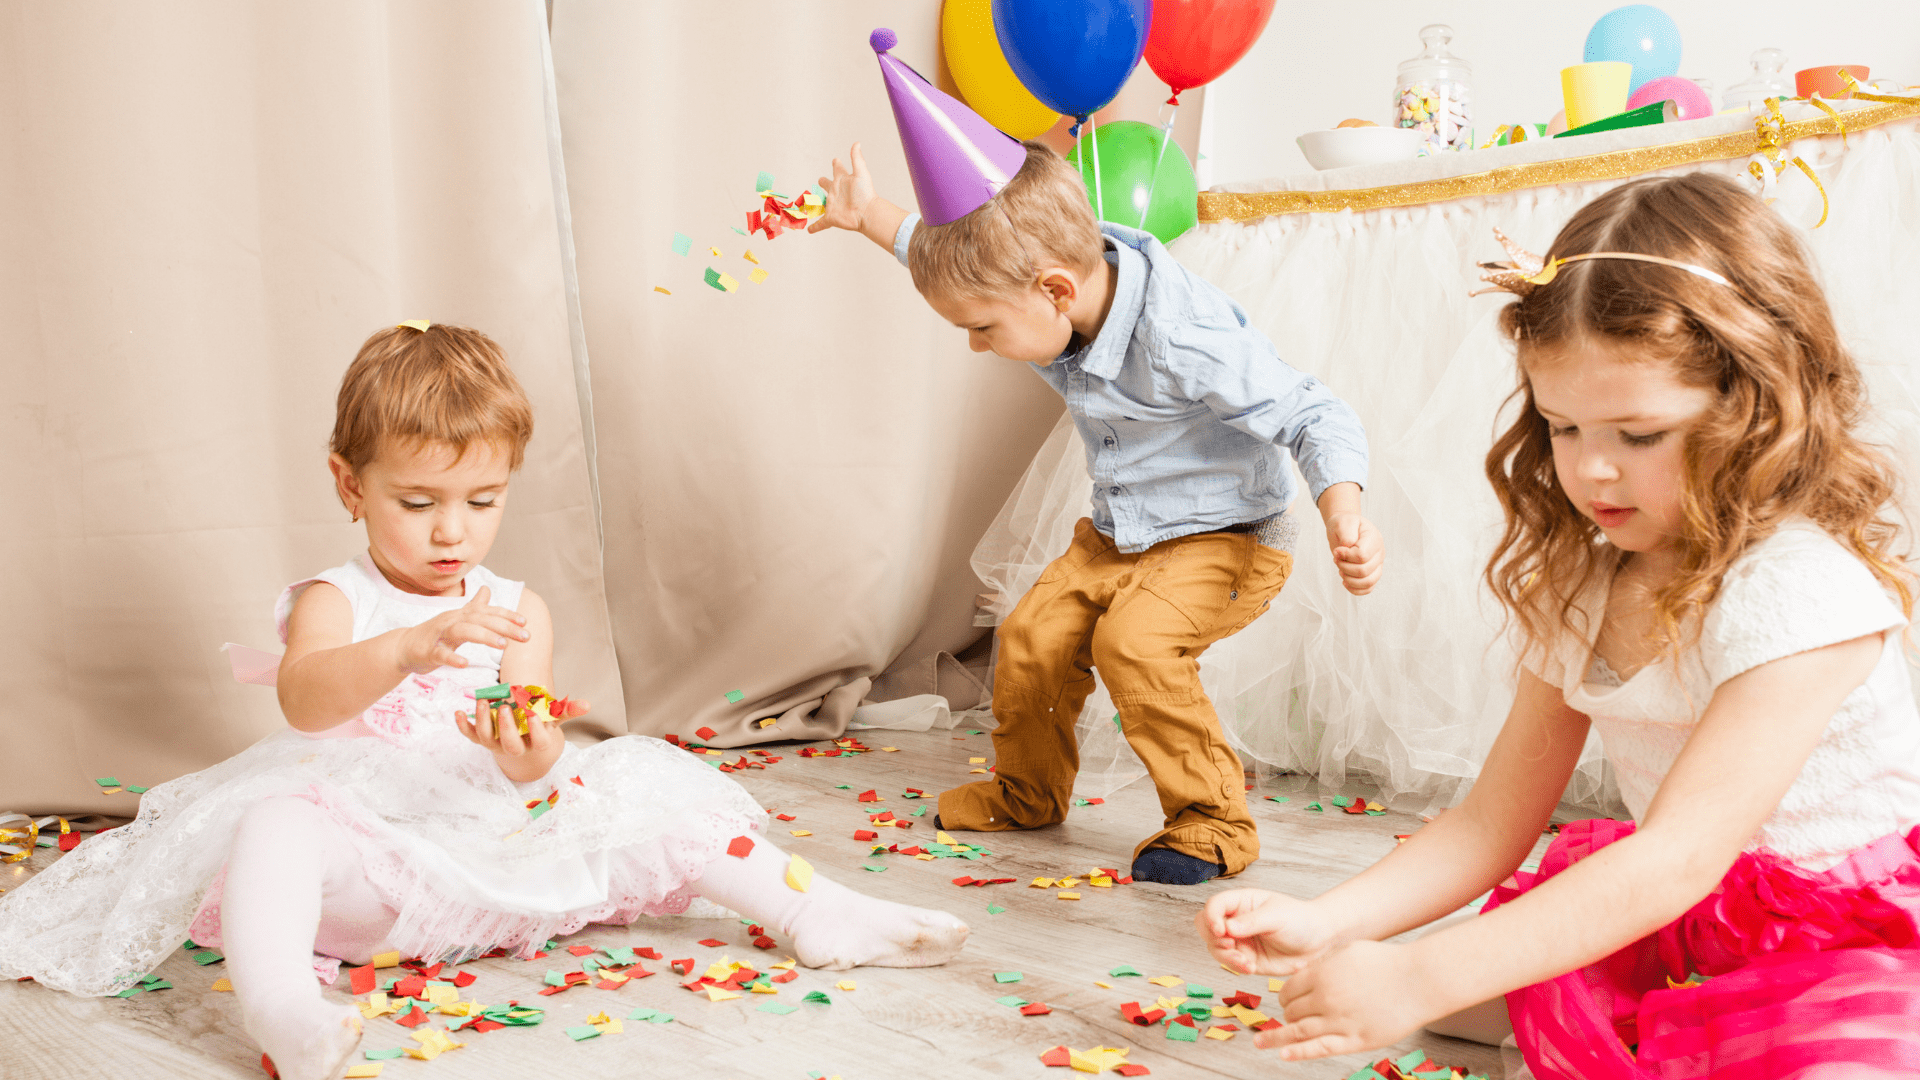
1528, 520, 1920, 870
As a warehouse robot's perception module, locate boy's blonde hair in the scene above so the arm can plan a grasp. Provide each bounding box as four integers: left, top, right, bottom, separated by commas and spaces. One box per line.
907, 142, 1104, 301
1485, 173, 1911, 661
330, 323, 534, 474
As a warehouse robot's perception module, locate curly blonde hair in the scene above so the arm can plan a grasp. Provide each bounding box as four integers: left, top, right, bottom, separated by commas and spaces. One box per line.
1485, 172, 1910, 659
331, 323, 533, 474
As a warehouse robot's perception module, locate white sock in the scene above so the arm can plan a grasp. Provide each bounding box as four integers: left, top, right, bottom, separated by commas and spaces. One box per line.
222, 797, 372, 1080
691, 833, 969, 971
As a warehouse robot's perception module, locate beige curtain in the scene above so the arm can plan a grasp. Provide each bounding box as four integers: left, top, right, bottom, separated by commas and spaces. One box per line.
548, 1, 1062, 744
1, 1, 620, 814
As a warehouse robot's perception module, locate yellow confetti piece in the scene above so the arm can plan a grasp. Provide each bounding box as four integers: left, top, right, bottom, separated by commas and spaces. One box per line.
750, 982, 779, 994
370, 951, 401, 968
770, 959, 798, 970
1030, 877, 1055, 888
358, 992, 397, 1018
785, 852, 813, 892
757, 717, 776, 728
748, 268, 769, 284
913, 852, 936, 860
653, 286, 671, 295
1155, 995, 1187, 1011
1089, 875, 1113, 887
395, 319, 431, 332
743, 250, 760, 265
705, 985, 742, 1002
881, 747, 898, 752
1233, 1007, 1271, 1026
968, 757, 986, 764
1366, 801, 1385, 812
211, 978, 232, 992
704, 958, 737, 981
426, 983, 459, 1005
836, 980, 856, 991
1095, 980, 1113, 989
1068, 1046, 1132, 1073
1268, 977, 1287, 992
714, 271, 740, 292
1057, 879, 1078, 889
708, 247, 723, 257
969, 768, 988, 774
1056, 891, 1081, 900
789, 829, 813, 837
1205, 1026, 1235, 1041
344, 1066, 384, 1079
600, 1017, 624, 1034
1149, 976, 1185, 987
936, 831, 958, 846
435, 999, 480, 1016
587, 1011, 610, 1025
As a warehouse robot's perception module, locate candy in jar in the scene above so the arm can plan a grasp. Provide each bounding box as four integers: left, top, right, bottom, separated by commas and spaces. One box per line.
1394, 24, 1474, 152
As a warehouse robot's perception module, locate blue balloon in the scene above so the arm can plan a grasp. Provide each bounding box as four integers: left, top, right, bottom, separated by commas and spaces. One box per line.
1584, 5, 1681, 94
991, 0, 1151, 125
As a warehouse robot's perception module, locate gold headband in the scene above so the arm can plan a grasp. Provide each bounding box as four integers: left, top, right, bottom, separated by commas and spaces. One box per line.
1473, 228, 1733, 297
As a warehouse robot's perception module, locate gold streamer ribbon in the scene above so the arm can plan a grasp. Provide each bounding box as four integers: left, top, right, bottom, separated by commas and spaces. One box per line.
1748, 97, 1829, 228
0, 813, 68, 865
1198, 92, 1920, 222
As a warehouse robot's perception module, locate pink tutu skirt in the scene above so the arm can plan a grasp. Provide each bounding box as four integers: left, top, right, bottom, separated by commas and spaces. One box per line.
1483, 819, 1920, 1079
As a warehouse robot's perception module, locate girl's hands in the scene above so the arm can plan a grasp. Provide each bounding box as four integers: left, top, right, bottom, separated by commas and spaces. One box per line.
397, 586, 528, 673
454, 696, 591, 759
808, 142, 876, 235
1197, 889, 1342, 977
1260, 940, 1443, 1060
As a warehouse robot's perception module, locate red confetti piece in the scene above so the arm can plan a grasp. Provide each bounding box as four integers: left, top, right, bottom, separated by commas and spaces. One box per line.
536, 984, 568, 996
570, 775, 585, 786
595, 979, 623, 990
57, 832, 81, 852
1115, 1066, 1151, 1077
670, 959, 694, 975
349, 965, 375, 996
696, 726, 718, 740
726, 835, 755, 858
453, 969, 477, 988
854, 829, 879, 841
261, 1054, 279, 1079
752, 936, 777, 950
1040, 1046, 1071, 1068
395, 1006, 428, 1028
951, 876, 977, 886
776, 814, 797, 822
393, 976, 426, 998
636, 947, 663, 960
567, 945, 595, 956
1223, 991, 1260, 1009
564, 971, 589, 985
1019, 1002, 1052, 1016
1170, 1013, 1197, 1027
772, 968, 798, 983
857, 790, 879, 802
697, 939, 727, 948
1252, 1019, 1282, 1031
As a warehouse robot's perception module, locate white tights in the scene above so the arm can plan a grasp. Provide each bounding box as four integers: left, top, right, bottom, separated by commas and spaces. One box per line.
218, 801, 967, 1079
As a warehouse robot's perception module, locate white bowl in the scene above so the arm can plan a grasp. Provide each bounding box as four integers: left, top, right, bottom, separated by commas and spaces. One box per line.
1296, 126, 1427, 171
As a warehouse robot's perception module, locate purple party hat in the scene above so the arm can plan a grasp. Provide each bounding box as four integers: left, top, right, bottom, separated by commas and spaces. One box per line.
870, 27, 1029, 226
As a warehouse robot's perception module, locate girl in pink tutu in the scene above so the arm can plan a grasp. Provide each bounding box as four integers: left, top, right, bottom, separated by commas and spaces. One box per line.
1196, 172, 1920, 1078
0, 323, 967, 1080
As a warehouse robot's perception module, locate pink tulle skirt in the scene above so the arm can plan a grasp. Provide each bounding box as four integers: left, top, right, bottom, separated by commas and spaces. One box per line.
1483, 819, 1920, 1079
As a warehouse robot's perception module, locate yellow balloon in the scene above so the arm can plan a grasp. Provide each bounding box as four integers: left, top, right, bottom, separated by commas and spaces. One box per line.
942, 0, 1060, 140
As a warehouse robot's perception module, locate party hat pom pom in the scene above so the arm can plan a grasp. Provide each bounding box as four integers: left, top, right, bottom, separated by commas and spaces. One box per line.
869, 27, 897, 53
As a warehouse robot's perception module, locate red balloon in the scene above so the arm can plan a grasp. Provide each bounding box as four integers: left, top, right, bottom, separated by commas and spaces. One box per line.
1143, 0, 1277, 104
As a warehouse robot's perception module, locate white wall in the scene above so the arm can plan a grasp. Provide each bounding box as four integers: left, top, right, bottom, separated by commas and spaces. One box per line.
1207, 1, 1920, 185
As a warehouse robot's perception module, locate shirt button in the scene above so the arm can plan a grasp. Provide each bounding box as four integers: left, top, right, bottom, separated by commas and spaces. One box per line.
1108, 486, 1120, 495
1103, 437, 1115, 447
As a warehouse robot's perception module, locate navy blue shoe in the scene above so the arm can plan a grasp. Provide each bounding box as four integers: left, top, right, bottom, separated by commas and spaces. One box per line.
1130, 847, 1226, 885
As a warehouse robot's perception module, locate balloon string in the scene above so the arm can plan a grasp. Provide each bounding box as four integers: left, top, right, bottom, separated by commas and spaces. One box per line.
1138, 105, 1178, 231
1088, 114, 1106, 224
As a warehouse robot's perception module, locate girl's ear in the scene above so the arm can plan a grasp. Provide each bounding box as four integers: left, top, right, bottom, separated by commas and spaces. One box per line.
328, 452, 364, 523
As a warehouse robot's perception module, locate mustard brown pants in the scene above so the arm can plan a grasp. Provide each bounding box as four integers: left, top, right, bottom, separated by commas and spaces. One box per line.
938, 517, 1293, 877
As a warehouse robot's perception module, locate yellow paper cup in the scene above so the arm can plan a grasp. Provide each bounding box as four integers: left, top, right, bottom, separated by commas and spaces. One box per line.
1561, 61, 1632, 130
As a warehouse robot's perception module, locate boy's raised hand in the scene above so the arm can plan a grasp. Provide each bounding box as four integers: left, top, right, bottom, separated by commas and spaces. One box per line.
396, 586, 528, 673
809, 142, 876, 234
1326, 513, 1385, 596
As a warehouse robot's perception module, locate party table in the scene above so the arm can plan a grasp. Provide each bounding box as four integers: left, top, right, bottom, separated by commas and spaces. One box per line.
971, 93, 1920, 811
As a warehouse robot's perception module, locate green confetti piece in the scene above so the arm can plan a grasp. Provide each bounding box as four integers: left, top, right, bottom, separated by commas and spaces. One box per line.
606, 947, 636, 965
755, 170, 774, 193
474, 683, 511, 700
1330, 796, 1354, 808
141, 979, 172, 991
724, 688, 744, 703
94, 777, 120, 787
1112, 713, 1122, 732
1108, 965, 1142, 977
1165, 1022, 1199, 1042
670, 232, 692, 256
987, 903, 1006, 915
190, 951, 223, 965
365, 1048, 406, 1060
581, 958, 602, 972
1396, 1050, 1429, 1072
756, 1001, 798, 1015
528, 800, 553, 821
994, 994, 1028, 1008
126, 785, 149, 794
1344, 1068, 1389, 1080
993, 972, 1022, 983
835, 784, 852, 789
730, 226, 746, 235
113, 986, 143, 998
543, 970, 566, 987
544, 940, 559, 951
1365, 809, 1386, 816
910, 806, 928, 817
1265, 795, 1291, 802
969, 729, 985, 735
1306, 802, 1324, 812
861, 864, 887, 872
1414, 1072, 1454, 1080
1073, 798, 1092, 807
802, 990, 832, 1005
1184, 985, 1214, 998
564, 1023, 602, 1041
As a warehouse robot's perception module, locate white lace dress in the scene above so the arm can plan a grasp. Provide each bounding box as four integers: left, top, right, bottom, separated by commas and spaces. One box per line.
0, 554, 766, 996
1528, 519, 1920, 870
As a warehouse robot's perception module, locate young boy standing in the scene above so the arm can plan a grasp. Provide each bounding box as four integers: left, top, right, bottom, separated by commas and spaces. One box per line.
814, 32, 1383, 885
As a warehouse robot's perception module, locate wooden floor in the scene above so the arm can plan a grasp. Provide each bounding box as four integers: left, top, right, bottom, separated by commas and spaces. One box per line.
2, 724, 1534, 1080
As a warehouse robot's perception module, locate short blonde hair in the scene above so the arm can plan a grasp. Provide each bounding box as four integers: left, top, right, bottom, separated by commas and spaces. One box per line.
330, 323, 534, 473
907, 142, 1104, 300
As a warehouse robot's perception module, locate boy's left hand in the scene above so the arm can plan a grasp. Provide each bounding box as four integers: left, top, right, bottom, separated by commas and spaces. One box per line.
1260, 940, 1442, 1060
1324, 512, 1384, 595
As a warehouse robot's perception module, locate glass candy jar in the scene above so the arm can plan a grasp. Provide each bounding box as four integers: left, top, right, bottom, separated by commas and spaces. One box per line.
1722, 48, 1793, 111
1395, 24, 1473, 153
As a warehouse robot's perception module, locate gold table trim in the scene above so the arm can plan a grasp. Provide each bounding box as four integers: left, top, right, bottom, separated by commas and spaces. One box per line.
1196, 101, 1920, 223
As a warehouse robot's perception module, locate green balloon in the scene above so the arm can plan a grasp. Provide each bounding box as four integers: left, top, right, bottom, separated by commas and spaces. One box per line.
1065, 120, 1198, 245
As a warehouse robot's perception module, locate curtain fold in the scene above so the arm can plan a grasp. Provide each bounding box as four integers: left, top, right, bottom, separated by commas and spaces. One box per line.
0, 0, 621, 814
548, 0, 1063, 744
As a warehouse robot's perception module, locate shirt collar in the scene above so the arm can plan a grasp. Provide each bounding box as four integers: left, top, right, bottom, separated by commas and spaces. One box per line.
1054, 227, 1147, 381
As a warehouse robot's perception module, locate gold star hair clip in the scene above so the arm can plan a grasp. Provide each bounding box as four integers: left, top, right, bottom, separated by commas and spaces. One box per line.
1472, 227, 1734, 297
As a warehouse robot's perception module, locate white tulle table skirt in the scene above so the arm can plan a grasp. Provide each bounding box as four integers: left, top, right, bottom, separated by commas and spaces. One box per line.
971, 113, 1920, 813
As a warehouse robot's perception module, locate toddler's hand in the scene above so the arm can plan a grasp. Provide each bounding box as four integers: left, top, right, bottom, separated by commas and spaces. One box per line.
1324, 512, 1384, 596
1259, 940, 1442, 1061
453, 696, 589, 759
807, 142, 876, 235
1196, 889, 1341, 977
397, 586, 528, 673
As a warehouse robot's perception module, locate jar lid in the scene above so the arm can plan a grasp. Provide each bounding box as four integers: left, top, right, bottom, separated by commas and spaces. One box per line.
1397, 24, 1472, 80
1723, 47, 1793, 108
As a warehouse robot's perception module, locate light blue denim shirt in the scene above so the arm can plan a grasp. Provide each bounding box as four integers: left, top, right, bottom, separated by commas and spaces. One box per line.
897, 214, 1369, 553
